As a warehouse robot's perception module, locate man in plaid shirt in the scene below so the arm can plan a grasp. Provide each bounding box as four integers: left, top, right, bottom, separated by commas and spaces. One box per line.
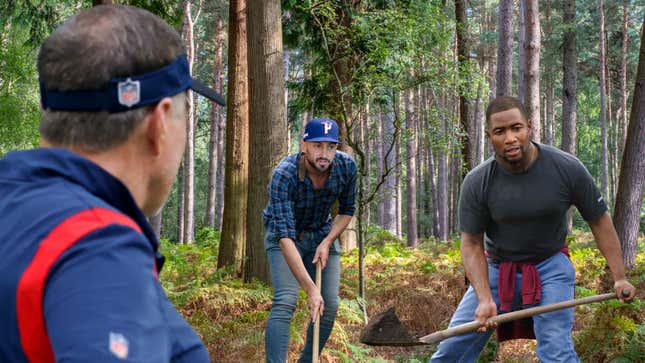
263, 118, 357, 363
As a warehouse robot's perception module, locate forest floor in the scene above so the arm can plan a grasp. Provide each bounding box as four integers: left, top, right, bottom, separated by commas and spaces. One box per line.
160, 228, 645, 362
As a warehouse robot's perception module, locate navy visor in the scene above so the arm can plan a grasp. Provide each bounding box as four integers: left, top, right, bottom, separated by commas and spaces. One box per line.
40, 54, 225, 112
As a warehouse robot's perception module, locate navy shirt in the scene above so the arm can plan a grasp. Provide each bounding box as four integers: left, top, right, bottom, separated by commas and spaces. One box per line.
0, 148, 209, 363
459, 143, 607, 261
263, 151, 357, 246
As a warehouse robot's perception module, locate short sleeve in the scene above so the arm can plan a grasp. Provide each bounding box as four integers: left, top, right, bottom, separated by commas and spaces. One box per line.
570, 159, 608, 221
458, 171, 490, 234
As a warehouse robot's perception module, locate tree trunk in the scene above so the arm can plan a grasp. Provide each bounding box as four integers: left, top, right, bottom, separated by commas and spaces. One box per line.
424, 87, 440, 238
606, 37, 617, 206
405, 85, 418, 248
363, 103, 372, 225
377, 110, 385, 227
523, 0, 540, 142
182, 0, 195, 244
543, 0, 554, 146
214, 14, 227, 230
620, 0, 629, 151
325, 4, 357, 251
218, 0, 249, 276
545, 77, 555, 145
561, 0, 577, 155
474, 65, 486, 165
455, 0, 473, 174
415, 85, 424, 236
450, 148, 460, 235
177, 162, 185, 243
149, 210, 162, 240
496, 0, 513, 97
391, 94, 403, 237
599, 0, 609, 202
383, 106, 397, 234
207, 14, 225, 228
394, 96, 402, 237
518, 0, 525, 103
245, 0, 287, 284
612, 10, 645, 269
215, 104, 226, 229
438, 97, 449, 241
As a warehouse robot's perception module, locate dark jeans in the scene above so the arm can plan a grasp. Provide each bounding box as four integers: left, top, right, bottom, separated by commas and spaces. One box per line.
264, 231, 341, 363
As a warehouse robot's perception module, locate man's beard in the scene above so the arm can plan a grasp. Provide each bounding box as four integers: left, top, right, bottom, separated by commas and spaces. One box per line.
306, 155, 332, 172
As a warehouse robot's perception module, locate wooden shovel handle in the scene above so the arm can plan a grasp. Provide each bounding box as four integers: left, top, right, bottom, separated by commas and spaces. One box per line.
312, 261, 322, 363
420, 291, 621, 345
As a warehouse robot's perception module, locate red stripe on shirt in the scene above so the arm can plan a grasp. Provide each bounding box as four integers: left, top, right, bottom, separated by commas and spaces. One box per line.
16, 207, 141, 363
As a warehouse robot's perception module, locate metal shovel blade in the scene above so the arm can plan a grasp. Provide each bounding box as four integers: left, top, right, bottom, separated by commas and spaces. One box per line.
359, 307, 424, 346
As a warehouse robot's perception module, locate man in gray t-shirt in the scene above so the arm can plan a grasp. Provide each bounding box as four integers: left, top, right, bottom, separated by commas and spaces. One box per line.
430, 96, 635, 363
460, 141, 607, 262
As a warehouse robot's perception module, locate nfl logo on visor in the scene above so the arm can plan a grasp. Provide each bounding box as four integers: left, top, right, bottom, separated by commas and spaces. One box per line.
118, 78, 141, 107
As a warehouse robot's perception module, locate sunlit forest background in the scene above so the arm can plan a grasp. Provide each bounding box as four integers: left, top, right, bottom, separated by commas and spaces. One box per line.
1, 0, 643, 361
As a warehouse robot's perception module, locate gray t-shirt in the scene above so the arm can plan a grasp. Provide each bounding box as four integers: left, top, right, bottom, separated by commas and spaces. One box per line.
459, 143, 607, 261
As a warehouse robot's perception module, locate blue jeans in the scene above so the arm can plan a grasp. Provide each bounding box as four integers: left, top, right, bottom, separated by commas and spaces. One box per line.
264, 231, 341, 363
430, 252, 579, 363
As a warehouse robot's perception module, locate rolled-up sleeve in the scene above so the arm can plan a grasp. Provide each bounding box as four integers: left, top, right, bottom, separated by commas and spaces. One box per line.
338, 159, 357, 216
268, 169, 297, 240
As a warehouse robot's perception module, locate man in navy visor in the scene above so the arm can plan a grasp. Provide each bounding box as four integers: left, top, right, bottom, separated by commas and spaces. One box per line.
0, 5, 222, 362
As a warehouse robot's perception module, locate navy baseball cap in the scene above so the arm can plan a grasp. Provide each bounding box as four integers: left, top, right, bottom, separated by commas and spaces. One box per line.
303, 118, 341, 143
40, 54, 225, 112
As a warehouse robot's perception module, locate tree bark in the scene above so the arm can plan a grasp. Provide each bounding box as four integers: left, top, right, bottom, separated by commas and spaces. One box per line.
543, 0, 554, 145
518, 0, 525, 103
377, 110, 385, 227
438, 96, 448, 241
177, 162, 185, 243
496, 0, 513, 97
218, 0, 249, 276
363, 103, 371, 225
523, 0, 540, 142
620, 0, 629, 152
182, 0, 195, 244
613, 10, 645, 269
215, 103, 226, 228
383, 107, 397, 234
424, 87, 440, 238
394, 96, 402, 237
207, 14, 225, 228
405, 85, 418, 248
474, 65, 486, 164
599, 0, 609, 202
245, 0, 287, 283
149, 210, 162, 240
561, 0, 577, 155
455, 0, 473, 174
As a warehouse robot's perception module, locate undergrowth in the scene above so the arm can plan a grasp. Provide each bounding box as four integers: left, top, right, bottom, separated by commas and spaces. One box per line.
159, 226, 644, 362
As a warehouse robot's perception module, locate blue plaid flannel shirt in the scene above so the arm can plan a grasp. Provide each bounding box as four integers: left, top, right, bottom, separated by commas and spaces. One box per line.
263, 151, 357, 245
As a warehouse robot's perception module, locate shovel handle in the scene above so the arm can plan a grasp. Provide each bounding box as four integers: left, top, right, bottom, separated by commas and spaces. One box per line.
420, 291, 622, 345
312, 261, 322, 363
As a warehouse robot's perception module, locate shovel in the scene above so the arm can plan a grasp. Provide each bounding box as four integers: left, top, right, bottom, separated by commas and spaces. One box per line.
360, 291, 627, 346
312, 261, 322, 363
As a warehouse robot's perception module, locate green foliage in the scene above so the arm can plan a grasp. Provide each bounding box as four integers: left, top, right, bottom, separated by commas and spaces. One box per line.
476, 340, 499, 363
574, 302, 645, 362
160, 228, 643, 361
283, 0, 457, 126
126, 0, 184, 28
